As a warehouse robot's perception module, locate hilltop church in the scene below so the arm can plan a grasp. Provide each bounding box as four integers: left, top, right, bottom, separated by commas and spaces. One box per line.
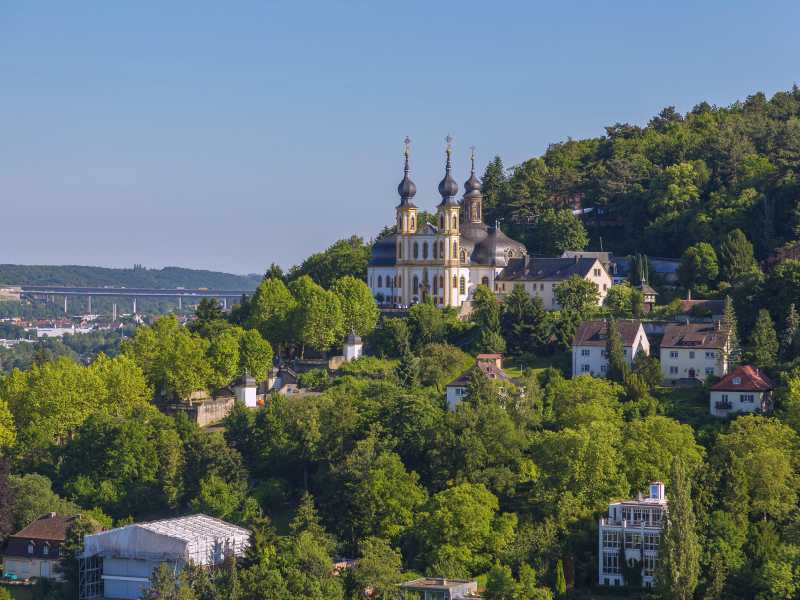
367, 139, 527, 307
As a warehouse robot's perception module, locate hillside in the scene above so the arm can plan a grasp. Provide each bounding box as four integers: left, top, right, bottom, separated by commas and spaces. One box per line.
0, 264, 259, 290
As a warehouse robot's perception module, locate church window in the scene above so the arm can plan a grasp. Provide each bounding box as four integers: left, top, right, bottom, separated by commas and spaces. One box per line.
439, 242, 444, 259
413, 276, 419, 295
453, 275, 457, 288
413, 242, 419, 259
477, 205, 481, 219
453, 242, 457, 257
452, 215, 457, 228
410, 216, 415, 230
439, 276, 444, 290
507, 248, 514, 260
398, 243, 402, 259
397, 276, 402, 287
377, 275, 382, 288
422, 242, 428, 259
433, 243, 438, 259
439, 214, 444, 229
481, 276, 489, 286
459, 276, 466, 294
433, 277, 438, 295
398, 216, 402, 231
460, 249, 466, 263
404, 214, 408, 231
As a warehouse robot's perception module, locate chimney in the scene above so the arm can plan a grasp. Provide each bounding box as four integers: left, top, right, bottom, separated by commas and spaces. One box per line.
638, 491, 643, 501
714, 320, 720, 331
49, 512, 56, 518
574, 255, 579, 263
687, 289, 691, 301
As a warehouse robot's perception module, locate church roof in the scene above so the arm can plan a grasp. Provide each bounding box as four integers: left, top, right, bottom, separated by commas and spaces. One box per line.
344, 329, 362, 345
495, 256, 599, 281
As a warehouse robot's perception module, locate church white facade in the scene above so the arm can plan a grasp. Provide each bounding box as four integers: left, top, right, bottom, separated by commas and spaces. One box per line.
367, 140, 526, 307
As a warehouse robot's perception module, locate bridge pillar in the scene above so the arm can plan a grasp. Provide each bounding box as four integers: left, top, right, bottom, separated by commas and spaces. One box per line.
64, 297, 67, 312
133, 297, 137, 314
87, 295, 92, 314
179, 297, 182, 310
223, 297, 227, 310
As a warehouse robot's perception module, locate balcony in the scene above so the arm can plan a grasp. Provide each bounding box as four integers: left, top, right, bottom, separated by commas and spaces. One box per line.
715, 401, 732, 410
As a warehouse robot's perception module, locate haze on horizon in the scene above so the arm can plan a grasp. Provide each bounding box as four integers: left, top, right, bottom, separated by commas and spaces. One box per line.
1, 0, 798, 276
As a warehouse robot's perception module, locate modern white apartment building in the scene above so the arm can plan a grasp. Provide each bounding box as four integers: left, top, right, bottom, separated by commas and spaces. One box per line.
598, 482, 666, 588
571, 321, 649, 377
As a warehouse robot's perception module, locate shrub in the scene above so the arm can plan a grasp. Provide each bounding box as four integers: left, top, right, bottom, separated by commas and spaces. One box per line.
297, 369, 329, 389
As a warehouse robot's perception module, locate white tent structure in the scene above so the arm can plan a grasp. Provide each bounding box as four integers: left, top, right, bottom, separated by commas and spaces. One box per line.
80, 514, 249, 600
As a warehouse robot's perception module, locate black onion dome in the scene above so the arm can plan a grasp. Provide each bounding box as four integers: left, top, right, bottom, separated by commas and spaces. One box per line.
464, 171, 482, 198
397, 154, 417, 208
437, 151, 459, 206
471, 227, 527, 266
367, 233, 398, 267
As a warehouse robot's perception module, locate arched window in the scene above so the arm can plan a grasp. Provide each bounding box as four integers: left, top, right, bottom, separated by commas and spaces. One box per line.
452, 215, 457, 228
398, 216, 402, 231
413, 276, 419, 295
453, 242, 457, 257
377, 275, 382, 288
439, 214, 444, 229
459, 276, 466, 294
439, 242, 444, 259
477, 205, 481, 219
433, 277, 438, 295
422, 242, 428, 259
410, 216, 415, 230
397, 275, 402, 288
507, 248, 514, 261
453, 275, 457, 288
398, 243, 402, 259
460, 249, 466, 263
404, 214, 408, 231
481, 276, 489, 287
439, 276, 444, 290
433, 243, 438, 259
413, 242, 419, 259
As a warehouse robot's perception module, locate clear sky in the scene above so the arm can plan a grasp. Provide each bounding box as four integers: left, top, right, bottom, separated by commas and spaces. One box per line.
2, 0, 798, 276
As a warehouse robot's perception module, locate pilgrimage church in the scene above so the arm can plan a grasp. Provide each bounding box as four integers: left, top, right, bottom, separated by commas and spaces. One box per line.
367, 137, 527, 307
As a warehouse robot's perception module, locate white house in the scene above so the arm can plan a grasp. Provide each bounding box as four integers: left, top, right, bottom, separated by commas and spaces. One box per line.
660, 320, 727, 385
571, 321, 649, 377
599, 482, 667, 588
343, 329, 363, 362
234, 372, 257, 408
444, 358, 514, 409
562, 251, 628, 285
494, 256, 613, 310
709, 365, 774, 417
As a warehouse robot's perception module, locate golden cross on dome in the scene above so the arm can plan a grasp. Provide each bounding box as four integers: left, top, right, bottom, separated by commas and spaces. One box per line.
446, 134, 452, 150
404, 136, 410, 157
470, 144, 476, 159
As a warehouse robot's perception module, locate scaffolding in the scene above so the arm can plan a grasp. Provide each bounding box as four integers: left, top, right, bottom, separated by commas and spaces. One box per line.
78, 552, 103, 600
79, 514, 250, 599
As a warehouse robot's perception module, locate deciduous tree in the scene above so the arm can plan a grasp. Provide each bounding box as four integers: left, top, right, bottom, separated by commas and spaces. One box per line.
554, 275, 600, 313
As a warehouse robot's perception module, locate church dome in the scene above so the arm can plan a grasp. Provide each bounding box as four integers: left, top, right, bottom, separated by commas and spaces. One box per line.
464, 171, 482, 197
397, 159, 417, 202
471, 227, 527, 266
438, 141, 459, 206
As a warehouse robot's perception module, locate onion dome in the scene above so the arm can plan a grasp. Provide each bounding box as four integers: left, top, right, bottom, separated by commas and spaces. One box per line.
237, 370, 256, 387
464, 149, 482, 198
397, 138, 417, 208
437, 135, 459, 207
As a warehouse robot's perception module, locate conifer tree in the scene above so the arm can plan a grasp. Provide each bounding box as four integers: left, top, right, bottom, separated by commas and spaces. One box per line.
746, 309, 779, 370
782, 303, 799, 360
555, 559, 567, 600
396, 340, 420, 390
481, 155, 507, 224
605, 319, 629, 383
717, 229, 757, 284
718, 297, 740, 374
33, 343, 50, 369
654, 457, 699, 600
502, 283, 549, 354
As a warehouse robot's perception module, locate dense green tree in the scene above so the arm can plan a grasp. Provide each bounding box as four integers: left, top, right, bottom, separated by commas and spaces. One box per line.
263, 262, 284, 282
290, 277, 343, 357
782, 303, 800, 360
655, 457, 700, 600
555, 560, 567, 600
605, 319, 629, 384
677, 243, 719, 291
330, 275, 379, 339
396, 341, 420, 390
472, 285, 502, 333
502, 283, 549, 355
554, 275, 600, 312
247, 278, 296, 355
481, 156, 508, 224
54, 515, 102, 597
418, 344, 472, 389
717, 229, 758, 284
379, 318, 410, 358
604, 281, 634, 312
745, 309, 779, 370
485, 563, 520, 600
406, 299, 448, 349
188, 297, 227, 339
534, 209, 589, 256
0, 459, 16, 542
633, 349, 663, 388
414, 483, 517, 576
284, 235, 371, 288
354, 537, 404, 599
8, 473, 80, 530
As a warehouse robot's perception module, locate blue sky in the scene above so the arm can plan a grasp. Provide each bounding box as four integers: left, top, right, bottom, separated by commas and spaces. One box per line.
1, 0, 798, 275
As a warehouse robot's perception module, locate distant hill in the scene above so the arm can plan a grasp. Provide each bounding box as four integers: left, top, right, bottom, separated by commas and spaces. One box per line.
0, 265, 259, 290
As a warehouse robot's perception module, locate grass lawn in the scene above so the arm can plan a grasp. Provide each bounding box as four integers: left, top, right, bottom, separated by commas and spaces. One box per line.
504, 355, 556, 378
0, 585, 33, 600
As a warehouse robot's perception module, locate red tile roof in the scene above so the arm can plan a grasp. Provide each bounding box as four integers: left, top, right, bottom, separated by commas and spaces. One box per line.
476, 354, 504, 360
711, 365, 775, 392
661, 321, 725, 349
680, 300, 726, 314
446, 361, 513, 387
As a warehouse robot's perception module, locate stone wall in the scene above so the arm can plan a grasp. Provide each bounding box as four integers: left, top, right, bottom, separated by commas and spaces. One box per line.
154, 396, 235, 427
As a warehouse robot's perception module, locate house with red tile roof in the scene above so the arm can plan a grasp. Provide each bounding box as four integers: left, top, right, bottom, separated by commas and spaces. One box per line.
445, 360, 515, 409
710, 365, 774, 417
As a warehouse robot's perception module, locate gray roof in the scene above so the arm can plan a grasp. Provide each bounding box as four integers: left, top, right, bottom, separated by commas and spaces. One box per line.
495, 256, 600, 282
345, 329, 362, 344
572, 321, 645, 347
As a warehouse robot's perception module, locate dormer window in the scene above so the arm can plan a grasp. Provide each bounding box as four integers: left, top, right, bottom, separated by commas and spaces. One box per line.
733, 377, 741, 386
28, 544, 34, 554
